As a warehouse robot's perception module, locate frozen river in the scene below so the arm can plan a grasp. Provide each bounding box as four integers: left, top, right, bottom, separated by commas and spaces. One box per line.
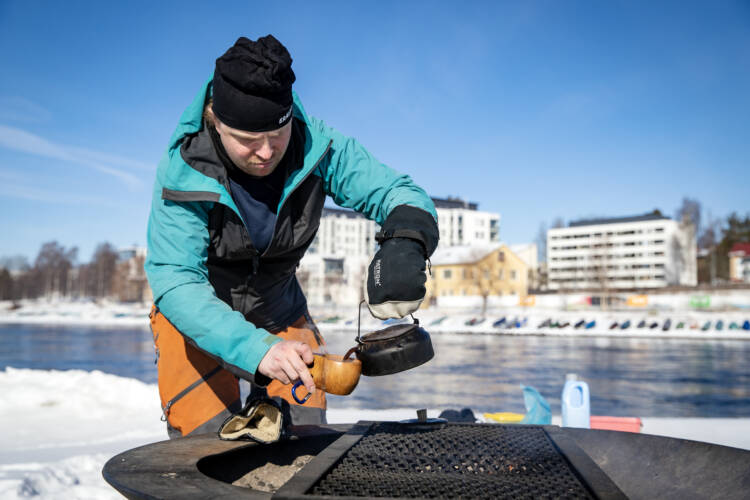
2, 323, 749, 417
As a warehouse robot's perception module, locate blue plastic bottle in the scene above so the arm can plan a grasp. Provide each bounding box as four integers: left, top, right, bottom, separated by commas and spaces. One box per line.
561, 373, 590, 428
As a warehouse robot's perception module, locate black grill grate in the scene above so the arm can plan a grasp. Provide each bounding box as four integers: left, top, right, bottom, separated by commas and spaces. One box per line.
307, 423, 594, 499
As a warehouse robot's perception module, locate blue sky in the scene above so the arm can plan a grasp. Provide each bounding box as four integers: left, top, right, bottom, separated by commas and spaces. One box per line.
0, 1, 748, 262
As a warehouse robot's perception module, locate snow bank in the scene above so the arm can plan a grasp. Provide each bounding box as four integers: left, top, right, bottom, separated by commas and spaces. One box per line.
0, 367, 165, 499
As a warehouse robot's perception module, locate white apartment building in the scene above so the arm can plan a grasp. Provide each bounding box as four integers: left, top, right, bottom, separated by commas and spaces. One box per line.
434, 197, 500, 247
301, 208, 375, 306
307, 207, 378, 258
547, 213, 697, 290
297, 254, 369, 307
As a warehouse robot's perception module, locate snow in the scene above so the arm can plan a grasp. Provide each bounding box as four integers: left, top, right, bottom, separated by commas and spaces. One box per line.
0, 300, 150, 328
1, 367, 748, 499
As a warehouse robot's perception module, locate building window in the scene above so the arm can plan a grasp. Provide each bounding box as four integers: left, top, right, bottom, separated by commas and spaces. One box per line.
498, 251, 505, 262
511, 270, 517, 281
443, 269, 452, 279
462, 269, 470, 279
498, 269, 504, 280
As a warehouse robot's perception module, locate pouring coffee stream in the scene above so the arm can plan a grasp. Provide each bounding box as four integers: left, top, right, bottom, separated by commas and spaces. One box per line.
291, 301, 435, 404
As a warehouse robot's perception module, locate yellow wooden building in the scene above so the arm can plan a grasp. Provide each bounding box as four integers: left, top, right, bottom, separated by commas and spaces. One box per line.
424, 243, 529, 307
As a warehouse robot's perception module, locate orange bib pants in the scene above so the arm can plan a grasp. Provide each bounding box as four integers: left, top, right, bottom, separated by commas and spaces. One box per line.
150, 307, 326, 437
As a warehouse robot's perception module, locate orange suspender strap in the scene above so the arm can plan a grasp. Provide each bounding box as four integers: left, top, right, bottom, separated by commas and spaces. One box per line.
150, 307, 240, 436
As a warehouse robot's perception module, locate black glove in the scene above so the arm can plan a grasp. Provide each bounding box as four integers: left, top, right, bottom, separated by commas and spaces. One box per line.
366, 205, 439, 320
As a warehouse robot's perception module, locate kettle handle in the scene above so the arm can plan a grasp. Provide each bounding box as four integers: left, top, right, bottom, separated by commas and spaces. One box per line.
344, 346, 359, 361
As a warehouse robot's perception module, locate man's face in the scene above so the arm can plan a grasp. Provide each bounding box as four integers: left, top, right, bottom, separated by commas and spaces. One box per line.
214, 116, 292, 177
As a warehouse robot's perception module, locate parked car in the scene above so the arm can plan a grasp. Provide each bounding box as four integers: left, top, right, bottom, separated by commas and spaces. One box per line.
537, 318, 551, 328
662, 319, 671, 331
585, 320, 596, 329
574, 319, 585, 329
637, 319, 646, 328
620, 320, 631, 330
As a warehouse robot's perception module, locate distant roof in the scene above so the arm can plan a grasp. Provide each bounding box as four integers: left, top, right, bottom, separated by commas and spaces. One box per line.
568, 212, 670, 227
322, 207, 366, 219
431, 197, 478, 210
430, 243, 504, 265
729, 242, 750, 255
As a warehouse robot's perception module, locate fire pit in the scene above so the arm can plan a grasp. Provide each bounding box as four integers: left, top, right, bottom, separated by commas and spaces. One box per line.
103, 420, 750, 499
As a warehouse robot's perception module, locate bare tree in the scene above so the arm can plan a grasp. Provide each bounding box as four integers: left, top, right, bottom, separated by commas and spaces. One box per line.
0, 268, 12, 300
82, 243, 119, 298
589, 231, 611, 310
468, 256, 499, 319
675, 197, 701, 238
33, 241, 78, 298
536, 222, 548, 263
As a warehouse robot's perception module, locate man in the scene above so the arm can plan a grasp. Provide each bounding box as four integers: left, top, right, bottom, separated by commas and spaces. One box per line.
145, 35, 438, 437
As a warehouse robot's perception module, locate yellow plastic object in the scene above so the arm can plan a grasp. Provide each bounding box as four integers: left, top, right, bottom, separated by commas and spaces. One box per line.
483, 412, 525, 423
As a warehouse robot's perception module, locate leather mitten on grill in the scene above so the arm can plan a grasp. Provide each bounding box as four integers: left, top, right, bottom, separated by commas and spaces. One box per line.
218, 398, 283, 443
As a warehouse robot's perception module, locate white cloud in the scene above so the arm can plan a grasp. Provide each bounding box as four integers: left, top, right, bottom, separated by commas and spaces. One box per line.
0, 96, 53, 123
0, 124, 146, 189
0, 179, 126, 207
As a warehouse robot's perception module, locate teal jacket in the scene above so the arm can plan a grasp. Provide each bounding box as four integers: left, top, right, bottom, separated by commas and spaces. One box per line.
145, 78, 436, 380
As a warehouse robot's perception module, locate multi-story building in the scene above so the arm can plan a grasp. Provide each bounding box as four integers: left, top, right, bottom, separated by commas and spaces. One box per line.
424, 243, 528, 308
547, 213, 697, 290
300, 198, 503, 306
729, 242, 750, 283
297, 254, 369, 307
434, 197, 500, 246
114, 246, 152, 302
307, 207, 378, 258
300, 208, 375, 306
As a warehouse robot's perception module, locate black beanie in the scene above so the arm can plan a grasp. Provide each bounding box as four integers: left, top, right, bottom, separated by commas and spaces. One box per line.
212, 35, 296, 132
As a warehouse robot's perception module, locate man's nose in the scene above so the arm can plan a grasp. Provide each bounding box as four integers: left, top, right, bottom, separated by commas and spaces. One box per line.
256, 139, 273, 160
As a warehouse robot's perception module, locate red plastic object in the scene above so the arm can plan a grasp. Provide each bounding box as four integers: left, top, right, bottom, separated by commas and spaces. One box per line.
590, 416, 642, 433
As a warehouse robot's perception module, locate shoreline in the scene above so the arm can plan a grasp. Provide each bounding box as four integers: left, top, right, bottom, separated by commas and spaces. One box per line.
1, 299, 748, 341
2, 316, 748, 341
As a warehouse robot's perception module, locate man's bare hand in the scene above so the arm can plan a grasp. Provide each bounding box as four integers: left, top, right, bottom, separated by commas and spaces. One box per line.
257, 340, 315, 394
